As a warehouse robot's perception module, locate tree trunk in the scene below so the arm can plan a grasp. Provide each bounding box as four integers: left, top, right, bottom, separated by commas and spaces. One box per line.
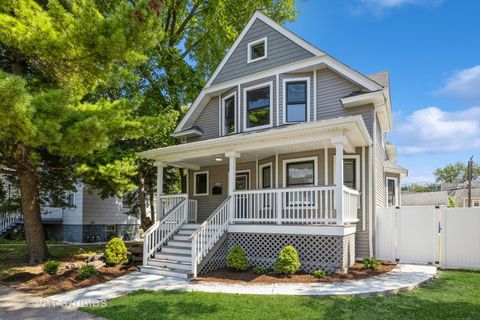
138, 169, 149, 230
18, 167, 48, 264
149, 186, 155, 223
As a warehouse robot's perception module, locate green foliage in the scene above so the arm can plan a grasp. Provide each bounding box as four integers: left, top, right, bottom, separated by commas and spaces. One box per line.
78, 264, 97, 280
253, 266, 267, 275
226, 246, 249, 271
449, 197, 456, 208
43, 260, 61, 275
104, 238, 128, 266
274, 245, 301, 275
434, 162, 480, 184
401, 183, 439, 193
312, 269, 326, 279
363, 257, 381, 270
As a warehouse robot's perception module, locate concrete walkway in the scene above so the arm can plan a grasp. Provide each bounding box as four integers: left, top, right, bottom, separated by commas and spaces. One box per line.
49, 264, 436, 303
0, 285, 102, 320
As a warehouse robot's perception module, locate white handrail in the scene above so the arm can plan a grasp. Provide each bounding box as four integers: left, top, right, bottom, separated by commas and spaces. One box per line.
188, 199, 198, 223
158, 194, 188, 219
0, 212, 22, 233
343, 186, 360, 223
143, 197, 188, 266
190, 197, 231, 278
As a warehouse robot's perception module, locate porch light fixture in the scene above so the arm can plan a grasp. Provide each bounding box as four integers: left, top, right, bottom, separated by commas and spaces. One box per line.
215, 156, 223, 162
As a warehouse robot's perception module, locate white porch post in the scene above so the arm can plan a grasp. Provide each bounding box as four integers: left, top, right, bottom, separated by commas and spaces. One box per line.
226, 151, 240, 222
331, 136, 347, 225
155, 162, 165, 220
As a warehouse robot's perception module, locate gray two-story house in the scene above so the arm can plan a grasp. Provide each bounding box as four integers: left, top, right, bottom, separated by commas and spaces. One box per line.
139, 11, 407, 279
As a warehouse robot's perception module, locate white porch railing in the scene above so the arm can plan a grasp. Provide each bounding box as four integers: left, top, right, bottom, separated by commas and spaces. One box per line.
0, 212, 22, 233
190, 197, 230, 277
188, 199, 198, 223
143, 196, 188, 266
343, 186, 360, 223
158, 194, 188, 219
41, 207, 64, 220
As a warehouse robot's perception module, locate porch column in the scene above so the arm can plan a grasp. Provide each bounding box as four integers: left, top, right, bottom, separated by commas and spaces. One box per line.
225, 151, 240, 222
331, 136, 347, 225
155, 162, 165, 220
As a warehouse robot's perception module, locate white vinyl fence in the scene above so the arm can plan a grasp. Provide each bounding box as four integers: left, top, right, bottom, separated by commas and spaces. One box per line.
376, 206, 480, 269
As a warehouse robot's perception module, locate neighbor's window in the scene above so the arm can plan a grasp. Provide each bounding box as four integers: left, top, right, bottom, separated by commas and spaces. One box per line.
387, 178, 396, 207
261, 165, 272, 189
67, 192, 75, 207
246, 86, 271, 129
194, 172, 209, 196
223, 95, 236, 135
344, 159, 357, 190
286, 81, 307, 122
248, 38, 267, 63
122, 193, 131, 209
473, 199, 480, 207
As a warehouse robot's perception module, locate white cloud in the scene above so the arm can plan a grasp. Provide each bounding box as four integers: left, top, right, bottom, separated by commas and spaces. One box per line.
436, 65, 480, 103
392, 106, 480, 154
350, 0, 443, 16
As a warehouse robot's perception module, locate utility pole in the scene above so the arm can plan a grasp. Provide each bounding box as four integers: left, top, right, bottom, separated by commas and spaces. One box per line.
467, 156, 473, 208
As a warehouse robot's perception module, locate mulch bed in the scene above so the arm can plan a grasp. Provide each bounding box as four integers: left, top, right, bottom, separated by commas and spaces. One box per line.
195, 262, 396, 284
1, 261, 138, 296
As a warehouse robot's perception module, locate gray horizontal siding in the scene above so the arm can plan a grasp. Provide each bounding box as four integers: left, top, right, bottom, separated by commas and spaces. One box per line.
211, 19, 314, 85
82, 191, 139, 225
188, 96, 220, 142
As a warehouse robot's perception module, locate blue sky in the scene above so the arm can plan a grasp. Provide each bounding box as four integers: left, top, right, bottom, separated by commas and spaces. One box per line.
285, 0, 480, 184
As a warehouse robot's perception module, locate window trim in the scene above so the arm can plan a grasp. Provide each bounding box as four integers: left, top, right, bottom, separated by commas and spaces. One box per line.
282, 156, 318, 188
259, 162, 273, 189
221, 91, 237, 136
193, 171, 209, 196
235, 170, 251, 190
243, 81, 274, 132
247, 37, 268, 63
386, 176, 398, 207
282, 77, 311, 124
333, 155, 361, 191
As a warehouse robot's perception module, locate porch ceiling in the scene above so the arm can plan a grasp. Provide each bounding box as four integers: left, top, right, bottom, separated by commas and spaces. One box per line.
139, 115, 372, 169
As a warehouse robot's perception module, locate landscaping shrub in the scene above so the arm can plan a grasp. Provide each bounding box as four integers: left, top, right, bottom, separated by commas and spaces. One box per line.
78, 264, 97, 280
226, 246, 249, 271
363, 256, 381, 270
312, 270, 326, 279
43, 260, 61, 275
104, 238, 129, 266
253, 266, 267, 275
274, 245, 301, 275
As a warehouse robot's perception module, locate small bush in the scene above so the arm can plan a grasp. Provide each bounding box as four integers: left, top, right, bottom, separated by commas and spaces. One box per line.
253, 266, 267, 275
43, 260, 61, 275
312, 270, 326, 279
104, 238, 129, 266
274, 245, 301, 275
226, 246, 249, 271
78, 265, 97, 280
363, 256, 381, 270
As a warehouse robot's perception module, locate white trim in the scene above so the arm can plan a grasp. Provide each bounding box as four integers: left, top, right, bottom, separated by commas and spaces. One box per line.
193, 171, 209, 196
361, 146, 366, 231
235, 169, 251, 190
313, 69, 317, 121
282, 156, 319, 188
275, 74, 279, 126
333, 155, 361, 191
243, 81, 274, 132
259, 162, 273, 189
171, 127, 203, 138
275, 153, 279, 188
324, 148, 329, 185
368, 144, 373, 257
205, 11, 325, 87
386, 176, 399, 207
218, 95, 221, 136
228, 224, 356, 236
221, 91, 237, 136
282, 77, 311, 124
247, 37, 268, 63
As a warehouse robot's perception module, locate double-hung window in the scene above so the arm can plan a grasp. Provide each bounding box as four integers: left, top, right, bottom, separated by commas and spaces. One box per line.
285, 159, 316, 206
222, 93, 236, 135
245, 83, 272, 130
194, 172, 209, 196
285, 80, 308, 123
386, 177, 398, 207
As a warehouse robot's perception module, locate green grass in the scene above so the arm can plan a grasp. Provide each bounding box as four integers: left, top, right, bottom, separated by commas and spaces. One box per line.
83, 270, 480, 320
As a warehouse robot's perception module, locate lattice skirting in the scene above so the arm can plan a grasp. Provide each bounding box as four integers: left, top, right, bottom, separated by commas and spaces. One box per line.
201, 233, 355, 274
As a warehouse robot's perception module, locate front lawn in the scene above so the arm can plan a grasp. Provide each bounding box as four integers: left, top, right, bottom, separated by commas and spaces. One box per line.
83, 270, 480, 320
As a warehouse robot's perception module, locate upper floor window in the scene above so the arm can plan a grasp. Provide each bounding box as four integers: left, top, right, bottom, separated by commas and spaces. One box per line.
283, 78, 309, 124
247, 37, 267, 63
244, 82, 273, 131
222, 92, 236, 135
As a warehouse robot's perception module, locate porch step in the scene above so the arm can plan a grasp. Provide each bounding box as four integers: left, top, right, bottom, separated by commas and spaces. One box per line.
168, 240, 192, 248
173, 234, 191, 241
140, 265, 191, 279
155, 252, 191, 262
162, 246, 191, 255
147, 258, 192, 271
177, 229, 195, 236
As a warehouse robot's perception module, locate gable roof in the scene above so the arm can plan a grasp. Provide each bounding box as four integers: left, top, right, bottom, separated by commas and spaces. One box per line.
368, 71, 390, 88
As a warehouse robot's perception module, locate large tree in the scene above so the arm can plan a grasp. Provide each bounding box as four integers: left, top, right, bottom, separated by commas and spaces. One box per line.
0, 0, 162, 263
434, 162, 480, 184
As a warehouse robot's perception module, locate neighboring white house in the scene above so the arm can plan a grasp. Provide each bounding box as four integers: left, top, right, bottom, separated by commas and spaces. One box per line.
138, 11, 407, 279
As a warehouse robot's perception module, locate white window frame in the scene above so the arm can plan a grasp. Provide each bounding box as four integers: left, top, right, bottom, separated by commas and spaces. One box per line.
333, 155, 361, 191
243, 81, 274, 132
282, 77, 311, 124
465, 198, 480, 207
194, 171, 209, 196
221, 91, 237, 136
235, 170, 251, 190
247, 37, 268, 63
386, 176, 398, 207
66, 192, 75, 209
259, 162, 273, 189
282, 156, 319, 188
473, 199, 480, 207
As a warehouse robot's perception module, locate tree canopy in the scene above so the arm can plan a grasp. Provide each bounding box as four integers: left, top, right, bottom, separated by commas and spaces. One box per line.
434, 161, 480, 184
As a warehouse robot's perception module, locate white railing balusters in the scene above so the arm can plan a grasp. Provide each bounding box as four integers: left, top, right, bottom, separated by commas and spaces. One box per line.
342, 186, 360, 224
188, 199, 198, 222
157, 194, 189, 219
0, 212, 22, 234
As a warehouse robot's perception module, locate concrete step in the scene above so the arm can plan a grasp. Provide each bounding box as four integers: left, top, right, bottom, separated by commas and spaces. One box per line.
162, 246, 190, 255
168, 240, 191, 248
141, 265, 191, 279
155, 252, 191, 262
148, 258, 191, 271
